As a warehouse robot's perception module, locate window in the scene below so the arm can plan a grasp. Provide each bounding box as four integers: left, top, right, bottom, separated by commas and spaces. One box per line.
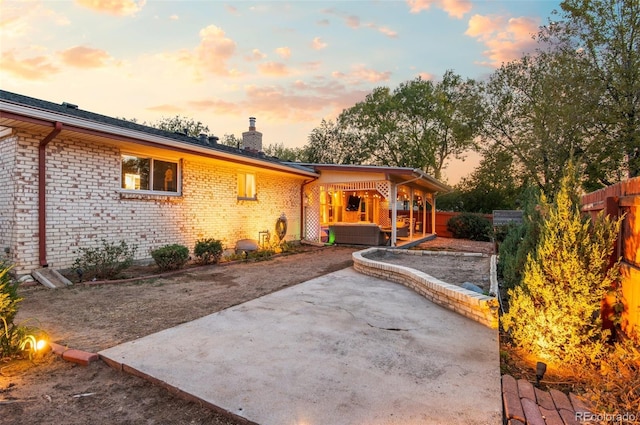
238, 172, 256, 200
121, 155, 179, 193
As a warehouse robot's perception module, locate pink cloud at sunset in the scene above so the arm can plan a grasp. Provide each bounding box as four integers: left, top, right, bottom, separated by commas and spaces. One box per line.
407, 0, 472, 19
257, 61, 290, 76
174, 25, 239, 77
333, 65, 392, 84
75, 0, 146, 16
0, 50, 59, 80
275, 47, 291, 60
59, 46, 113, 68
465, 14, 540, 66
311, 37, 328, 50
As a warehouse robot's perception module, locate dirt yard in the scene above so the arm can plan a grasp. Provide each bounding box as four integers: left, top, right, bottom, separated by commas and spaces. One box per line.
2, 239, 493, 425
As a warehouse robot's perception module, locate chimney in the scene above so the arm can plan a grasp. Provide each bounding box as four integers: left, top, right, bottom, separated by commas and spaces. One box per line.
199, 133, 208, 144
242, 116, 262, 152
208, 135, 219, 145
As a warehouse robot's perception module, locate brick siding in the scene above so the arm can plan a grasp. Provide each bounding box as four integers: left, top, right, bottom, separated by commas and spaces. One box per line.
1, 129, 304, 275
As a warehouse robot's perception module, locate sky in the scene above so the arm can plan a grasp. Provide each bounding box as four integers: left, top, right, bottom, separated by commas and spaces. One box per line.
0, 0, 562, 184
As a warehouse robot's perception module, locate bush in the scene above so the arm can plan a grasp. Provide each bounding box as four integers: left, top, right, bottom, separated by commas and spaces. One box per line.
151, 244, 189, 271
1, 263, 46, 359
446, 212, 493, 241
1, 263, 21, 357
72, 239, 137, 281
502, 167, 622, 367
194, 238, 223, 265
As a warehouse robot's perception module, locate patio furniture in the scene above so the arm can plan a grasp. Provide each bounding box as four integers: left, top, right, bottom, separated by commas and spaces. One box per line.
329, 223, 389, 246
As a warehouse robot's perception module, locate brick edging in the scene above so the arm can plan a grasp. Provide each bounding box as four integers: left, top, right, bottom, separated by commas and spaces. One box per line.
352, 248, 499, 329
49, 342, 99, 366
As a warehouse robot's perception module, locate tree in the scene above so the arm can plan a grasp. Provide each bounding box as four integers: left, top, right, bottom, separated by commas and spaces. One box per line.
502, 165, 622, 366
309, 71, 482, 179
149, 116, 210, 138
219, 134, 241, 148
437, 150, 525, 213
263, 142, 303, 161
478, 51, 605, 195
549, 0, 640, 179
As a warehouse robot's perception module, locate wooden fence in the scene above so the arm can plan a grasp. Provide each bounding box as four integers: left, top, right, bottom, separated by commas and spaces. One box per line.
582, 177, 640, 339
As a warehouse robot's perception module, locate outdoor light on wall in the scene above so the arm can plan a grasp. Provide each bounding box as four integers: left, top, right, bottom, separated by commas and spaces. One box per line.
536, 361, 547, 386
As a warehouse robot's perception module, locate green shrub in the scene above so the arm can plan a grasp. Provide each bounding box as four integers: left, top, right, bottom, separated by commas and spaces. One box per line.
446, 212, 493, 241
151, 244, 189, 271
194, 238, 223, 265
72, 239, 137, 281
502, 167, 622, 367
1, 263, 21, 357
497, 187, 543, 289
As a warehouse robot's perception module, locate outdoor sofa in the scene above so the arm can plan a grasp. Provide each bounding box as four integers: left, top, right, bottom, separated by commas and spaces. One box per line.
329, 222, 389, 246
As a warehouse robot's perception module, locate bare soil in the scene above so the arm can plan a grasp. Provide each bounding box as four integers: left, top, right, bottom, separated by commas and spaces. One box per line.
2, 239, 493, 425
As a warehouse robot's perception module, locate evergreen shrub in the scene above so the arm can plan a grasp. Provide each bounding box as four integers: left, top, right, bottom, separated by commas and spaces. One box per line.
194, 238, 223, 265
151, 244, 189, 271
446, 212, 493, 241
72, 239, 137, 281
502, 168, 621, 367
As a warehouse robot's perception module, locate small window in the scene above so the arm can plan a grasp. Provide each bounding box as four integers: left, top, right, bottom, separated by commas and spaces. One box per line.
238, 172, 256, 200
122, 155, 179, 193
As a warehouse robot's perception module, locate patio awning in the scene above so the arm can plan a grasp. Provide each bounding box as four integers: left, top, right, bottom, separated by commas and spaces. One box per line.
289, 163, 451, 194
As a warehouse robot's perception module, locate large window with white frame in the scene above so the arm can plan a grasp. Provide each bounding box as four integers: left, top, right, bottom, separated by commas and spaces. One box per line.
121, 154, 180, 193
237, 172, 256, 200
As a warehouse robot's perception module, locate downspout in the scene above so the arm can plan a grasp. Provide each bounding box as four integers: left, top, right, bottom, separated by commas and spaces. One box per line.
39, 122, 63, 267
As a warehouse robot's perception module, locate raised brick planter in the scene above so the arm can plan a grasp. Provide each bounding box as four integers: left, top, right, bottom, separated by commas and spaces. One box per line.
352, 248, 499, 328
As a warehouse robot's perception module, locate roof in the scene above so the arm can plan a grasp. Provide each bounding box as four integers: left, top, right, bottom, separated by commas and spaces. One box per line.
0, 90, 318, 179
285, 162, 451, 193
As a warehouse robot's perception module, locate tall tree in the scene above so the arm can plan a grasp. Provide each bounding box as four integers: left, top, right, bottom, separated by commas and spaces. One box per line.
545, 0, 640, 179
150, 115, 210, 138
320, 71, 481, 179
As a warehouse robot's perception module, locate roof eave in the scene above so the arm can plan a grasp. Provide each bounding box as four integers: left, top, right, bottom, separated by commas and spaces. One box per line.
0, 100, 318, 179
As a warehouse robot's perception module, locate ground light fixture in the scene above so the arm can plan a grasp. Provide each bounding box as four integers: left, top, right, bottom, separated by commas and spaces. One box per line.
20, 334, 49, 359
536, 361, 547, 386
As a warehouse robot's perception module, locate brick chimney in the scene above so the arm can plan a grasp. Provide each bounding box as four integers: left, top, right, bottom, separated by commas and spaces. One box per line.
242, 116, 262, 152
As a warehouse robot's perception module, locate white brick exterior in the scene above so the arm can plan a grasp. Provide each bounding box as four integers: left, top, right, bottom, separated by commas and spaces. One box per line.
0, 129, 305, 274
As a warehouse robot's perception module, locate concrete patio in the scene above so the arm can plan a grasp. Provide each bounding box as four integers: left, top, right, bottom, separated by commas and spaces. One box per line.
99, 267, 501, 425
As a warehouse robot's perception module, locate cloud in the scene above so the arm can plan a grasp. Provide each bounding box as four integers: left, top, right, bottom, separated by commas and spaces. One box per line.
169, 14, 179, 21
225, 4, 239, 15
275, 47, 291, 59
257, 61, 290, 76
418, 72, 434, 80
311, 37, 328, 50
346, 15, 360, 29
0, 50, 59, 80
365, 23, 398, 38
1, 2, 70, 39
174, 24, 238, 77
146, 104, 184, 114
322, 8, 398, 38
465, 14, 540, 66
333, 65, 392, 84
75, 0, 146, 16
245, 48, 266, 62
187, 99, 241, 115
317, 19, 330, 26
58, 46, 113, 68
407, 0, 472, 19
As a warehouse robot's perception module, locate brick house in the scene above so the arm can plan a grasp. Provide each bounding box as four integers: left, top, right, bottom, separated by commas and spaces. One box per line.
0, 90, 318, 275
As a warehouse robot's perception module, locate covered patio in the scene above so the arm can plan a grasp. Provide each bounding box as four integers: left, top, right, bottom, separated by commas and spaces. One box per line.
299, 164, 450, 247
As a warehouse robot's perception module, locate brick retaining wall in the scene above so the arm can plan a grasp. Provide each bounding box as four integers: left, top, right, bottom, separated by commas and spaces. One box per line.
353, 248, 499, 329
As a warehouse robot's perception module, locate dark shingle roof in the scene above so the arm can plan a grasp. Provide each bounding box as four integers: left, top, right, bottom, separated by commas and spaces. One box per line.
0, 89, 296, 169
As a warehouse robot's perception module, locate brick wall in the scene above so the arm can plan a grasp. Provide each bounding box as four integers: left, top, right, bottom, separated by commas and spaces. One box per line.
353, 248, 499, 329
5, 129, 304, 274
0, 132, 18, 263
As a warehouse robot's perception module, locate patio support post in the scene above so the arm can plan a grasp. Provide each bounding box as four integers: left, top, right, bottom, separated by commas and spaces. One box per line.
409, 188, 414, 239
390, 183, 398, 246
431, 194, 436, 235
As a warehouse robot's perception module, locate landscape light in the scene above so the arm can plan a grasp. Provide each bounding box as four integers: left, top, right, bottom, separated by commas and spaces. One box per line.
536, 361, 547, 386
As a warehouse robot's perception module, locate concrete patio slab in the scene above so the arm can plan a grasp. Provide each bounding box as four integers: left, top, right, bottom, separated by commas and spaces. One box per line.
99, 267, 501, 425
